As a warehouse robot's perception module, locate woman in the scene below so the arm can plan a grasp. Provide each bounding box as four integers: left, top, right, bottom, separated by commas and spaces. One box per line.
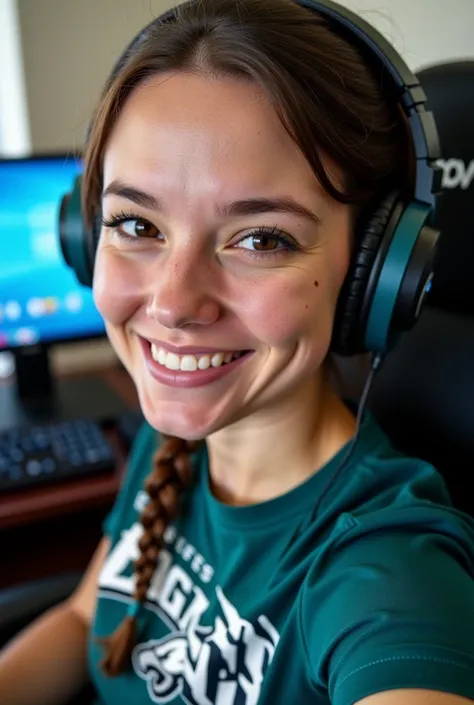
1, 0, 474, 703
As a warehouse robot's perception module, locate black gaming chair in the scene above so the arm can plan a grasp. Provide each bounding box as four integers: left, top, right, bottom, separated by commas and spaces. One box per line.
1, 61, 473, 689
338, 60, 474, 516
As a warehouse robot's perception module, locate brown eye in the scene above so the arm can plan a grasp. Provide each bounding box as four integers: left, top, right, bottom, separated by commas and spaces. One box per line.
120, 218, 160, 239
250, 233, 279, 251
235, 228, 298, 256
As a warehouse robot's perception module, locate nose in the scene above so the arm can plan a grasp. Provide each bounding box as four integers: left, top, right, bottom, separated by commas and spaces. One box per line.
146, 251, 221, 330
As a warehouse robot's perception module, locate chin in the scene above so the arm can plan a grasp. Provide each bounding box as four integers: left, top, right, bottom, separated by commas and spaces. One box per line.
137, 386, 217, 441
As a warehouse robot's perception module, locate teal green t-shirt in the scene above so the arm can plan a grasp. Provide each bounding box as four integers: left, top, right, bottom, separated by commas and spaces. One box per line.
89, 415, 474, 704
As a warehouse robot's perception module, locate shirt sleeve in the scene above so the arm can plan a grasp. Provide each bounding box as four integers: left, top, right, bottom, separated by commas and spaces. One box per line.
300, 510, 474, 705
102, 421, 158, 541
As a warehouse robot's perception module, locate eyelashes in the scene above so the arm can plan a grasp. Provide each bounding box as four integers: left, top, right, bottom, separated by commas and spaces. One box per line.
101, 211, 160, 240
100, 211, 302, 259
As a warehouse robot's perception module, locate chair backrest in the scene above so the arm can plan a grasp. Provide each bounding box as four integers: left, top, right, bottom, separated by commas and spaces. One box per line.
338, 61, 474, 515
420, 61, 474, 317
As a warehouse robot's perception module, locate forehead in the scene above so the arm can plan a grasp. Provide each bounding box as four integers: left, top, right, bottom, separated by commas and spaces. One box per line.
103, 71, 334, 201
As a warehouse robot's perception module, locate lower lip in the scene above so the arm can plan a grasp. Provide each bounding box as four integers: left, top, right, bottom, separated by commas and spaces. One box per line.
140, 339, 253, 389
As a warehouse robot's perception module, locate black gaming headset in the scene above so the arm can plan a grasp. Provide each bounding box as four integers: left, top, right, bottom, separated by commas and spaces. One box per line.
58, 0, 442, 357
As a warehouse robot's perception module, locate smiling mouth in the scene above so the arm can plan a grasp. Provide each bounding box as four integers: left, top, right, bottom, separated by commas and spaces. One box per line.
149, 344, 246, 372
139, 336, 254, 388
139, 336, 253, 376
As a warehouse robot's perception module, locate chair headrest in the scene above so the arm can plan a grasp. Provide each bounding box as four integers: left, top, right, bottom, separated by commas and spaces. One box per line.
418, 61, 474, 317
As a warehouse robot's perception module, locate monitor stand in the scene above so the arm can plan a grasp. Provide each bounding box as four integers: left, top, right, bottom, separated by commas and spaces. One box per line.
0, 344, 129, 432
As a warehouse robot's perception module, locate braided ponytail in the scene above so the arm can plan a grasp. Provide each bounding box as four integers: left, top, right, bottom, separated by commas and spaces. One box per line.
99, 435, 202, 677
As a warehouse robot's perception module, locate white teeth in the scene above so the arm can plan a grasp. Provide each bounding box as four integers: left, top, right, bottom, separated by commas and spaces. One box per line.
198, 355, 211, 370
211, 352, 224, 367
150, 344, 243, 372
158, 347, 167, 365
165, 352, 180, 371
180, 355, 198, 372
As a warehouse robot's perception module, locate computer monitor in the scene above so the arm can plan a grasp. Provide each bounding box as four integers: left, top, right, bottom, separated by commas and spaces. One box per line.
0, 154, 125, 430
0, 154, 105, 351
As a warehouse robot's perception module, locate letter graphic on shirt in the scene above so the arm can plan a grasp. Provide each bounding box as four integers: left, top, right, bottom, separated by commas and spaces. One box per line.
147, 549, 173, 602
132, 585, 280, 705
178, 586, 209, 631
159, 565, 194, 623
99, 524, 142, 594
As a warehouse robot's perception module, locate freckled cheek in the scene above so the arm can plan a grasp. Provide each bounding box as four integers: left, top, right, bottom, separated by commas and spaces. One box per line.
237, 275, 333, 347
92, 248, 146, 325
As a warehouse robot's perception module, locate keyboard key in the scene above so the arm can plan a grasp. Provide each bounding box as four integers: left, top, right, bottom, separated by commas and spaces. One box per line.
0, 419, 116, 493
26, 459, 42, 476
41, 457, 56, 473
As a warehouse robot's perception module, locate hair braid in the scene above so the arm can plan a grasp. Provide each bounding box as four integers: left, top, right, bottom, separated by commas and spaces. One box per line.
99, 435, 202, 677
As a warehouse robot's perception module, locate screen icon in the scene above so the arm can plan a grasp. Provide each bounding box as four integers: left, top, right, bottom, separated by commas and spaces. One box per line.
27, 298, 45, 318
44, 297, 58, 314
27, 296, 59, 318
4, 301, 21, 321
65, 292, 83, 313
14, 328, 39, 345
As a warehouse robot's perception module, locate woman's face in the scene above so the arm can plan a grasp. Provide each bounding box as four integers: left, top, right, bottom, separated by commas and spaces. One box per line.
94, 71, 352, 440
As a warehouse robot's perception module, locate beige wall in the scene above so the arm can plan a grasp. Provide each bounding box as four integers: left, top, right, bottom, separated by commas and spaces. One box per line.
19, 0, 474, 154
17, 0, 172, 153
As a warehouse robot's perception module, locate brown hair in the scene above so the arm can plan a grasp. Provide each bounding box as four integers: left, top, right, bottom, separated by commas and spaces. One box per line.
98, 436, 201, 675
88, 0, 413, 676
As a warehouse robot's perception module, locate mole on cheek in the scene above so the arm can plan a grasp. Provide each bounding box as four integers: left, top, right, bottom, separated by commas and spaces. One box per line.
314, 280, 319, 287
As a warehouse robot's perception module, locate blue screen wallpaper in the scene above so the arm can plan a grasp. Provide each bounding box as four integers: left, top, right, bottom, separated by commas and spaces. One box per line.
0, 156, 105, 350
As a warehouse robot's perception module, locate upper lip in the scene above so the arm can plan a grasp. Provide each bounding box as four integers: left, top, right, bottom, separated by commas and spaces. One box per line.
140, 336, 248, 356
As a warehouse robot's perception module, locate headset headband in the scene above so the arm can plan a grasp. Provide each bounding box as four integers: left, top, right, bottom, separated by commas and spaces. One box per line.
100, 0, 441, 206
299, 0, 441, 205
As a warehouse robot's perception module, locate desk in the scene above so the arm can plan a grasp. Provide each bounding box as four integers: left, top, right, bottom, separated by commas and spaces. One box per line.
1, 365, 139, 589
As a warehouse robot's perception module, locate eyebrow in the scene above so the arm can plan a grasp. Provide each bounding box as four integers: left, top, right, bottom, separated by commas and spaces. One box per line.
102, 180, 321, 226
216, 196, 321, 226
102, 181, 158, 210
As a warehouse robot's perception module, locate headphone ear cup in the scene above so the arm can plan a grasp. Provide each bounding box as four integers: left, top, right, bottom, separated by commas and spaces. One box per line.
331, 191, 401, 356
58, 175, 96, 288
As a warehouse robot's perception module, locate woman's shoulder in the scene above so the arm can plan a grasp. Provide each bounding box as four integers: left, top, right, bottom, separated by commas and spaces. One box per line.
299, 417, 474, 703
325, 411, 474, 560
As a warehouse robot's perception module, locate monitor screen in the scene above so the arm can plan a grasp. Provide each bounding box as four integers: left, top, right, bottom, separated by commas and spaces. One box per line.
0, 155, 105, 350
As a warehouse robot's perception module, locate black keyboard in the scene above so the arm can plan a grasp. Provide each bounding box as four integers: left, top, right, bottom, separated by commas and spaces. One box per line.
0, 419, 116, 493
